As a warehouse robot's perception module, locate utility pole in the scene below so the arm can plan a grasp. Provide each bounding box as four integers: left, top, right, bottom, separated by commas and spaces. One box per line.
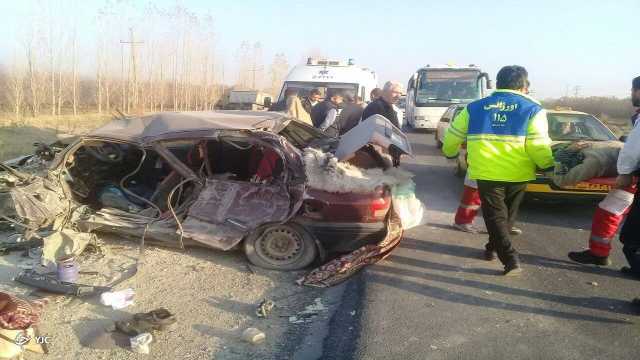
573, 85, 581, 98
120, 43, 125, 112
120, 28, 144, 113
247, 64, 263, 90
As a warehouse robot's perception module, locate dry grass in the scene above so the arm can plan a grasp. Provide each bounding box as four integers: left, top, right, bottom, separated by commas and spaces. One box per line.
0, 113, 112, 161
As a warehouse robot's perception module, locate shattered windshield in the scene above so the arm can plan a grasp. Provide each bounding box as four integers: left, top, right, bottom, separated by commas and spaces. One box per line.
547, 114, 617, 141
416, 70, 480, 104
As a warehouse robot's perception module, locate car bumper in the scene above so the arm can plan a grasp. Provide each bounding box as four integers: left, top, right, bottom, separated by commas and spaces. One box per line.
295, 218, 387, 253
525, 178, 610, 200
411, 120, 437, 129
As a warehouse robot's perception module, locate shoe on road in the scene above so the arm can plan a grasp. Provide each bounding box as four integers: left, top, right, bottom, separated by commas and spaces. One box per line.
510, 227, 523, 236
453, 223, 478, 234
621, 266, 640, 280
568, 250, 611, 266
503, 263, 523, 276
484, 249, 496, 261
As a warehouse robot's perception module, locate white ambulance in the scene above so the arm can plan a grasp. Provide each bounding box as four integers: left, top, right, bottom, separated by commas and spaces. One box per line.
277, 58, 378, 104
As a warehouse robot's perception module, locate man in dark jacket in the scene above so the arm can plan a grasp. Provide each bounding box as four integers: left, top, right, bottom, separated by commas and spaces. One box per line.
362, 81, 402, 128
301, 88, 321, 115
337, 95, 364, 135
370, 88, 382, 102
311, 89, 344, 137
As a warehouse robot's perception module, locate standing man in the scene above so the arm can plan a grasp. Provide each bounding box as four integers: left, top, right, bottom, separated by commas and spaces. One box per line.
362, 81, 402, 128
337, 94, 365, 135
567, 77, 640, 268
370, 88, 382, 102
302, 88, 321, 115
285, 90, 312, 125
442, 65, 554, 276
311, 89, 344, 137
618, 77, 640, 276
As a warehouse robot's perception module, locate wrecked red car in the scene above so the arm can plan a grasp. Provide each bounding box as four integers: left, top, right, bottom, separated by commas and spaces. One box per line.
0, 111, 412, 271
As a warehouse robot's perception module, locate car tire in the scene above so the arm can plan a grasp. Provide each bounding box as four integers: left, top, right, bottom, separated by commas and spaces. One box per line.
435, 132, 443, 149
244, 223, 318, 271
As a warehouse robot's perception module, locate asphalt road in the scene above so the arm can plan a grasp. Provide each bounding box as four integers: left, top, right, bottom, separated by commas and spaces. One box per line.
313, 131, 640, 360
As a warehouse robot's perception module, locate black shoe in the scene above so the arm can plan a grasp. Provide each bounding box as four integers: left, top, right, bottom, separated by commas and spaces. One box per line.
503, 263, 523, 276
484, 249, 496, 261
621, 266, 640, 280
568, 250, 611, 266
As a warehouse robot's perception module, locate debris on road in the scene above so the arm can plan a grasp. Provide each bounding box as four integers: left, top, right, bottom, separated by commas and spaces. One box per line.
100, 288, 135, 309
241, 327, 266, 344
588, 281, 599, 287
14, 269, 111, 296
130, 332, 153, 354
256, 298, 275, 318
56, 255, 79, 283
42, 230, 95, 269
287, 298, 327, 324
115, 308, 177, 336
0, 235, 43, 256
297, 208, 404, 287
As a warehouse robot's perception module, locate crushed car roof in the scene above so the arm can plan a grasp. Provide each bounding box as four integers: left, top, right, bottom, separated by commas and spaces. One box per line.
89, 111, 288, 143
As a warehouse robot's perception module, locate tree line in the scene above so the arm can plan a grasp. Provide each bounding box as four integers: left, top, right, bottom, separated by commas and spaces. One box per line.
0, 1, 290, 124
542, 96, 634, 122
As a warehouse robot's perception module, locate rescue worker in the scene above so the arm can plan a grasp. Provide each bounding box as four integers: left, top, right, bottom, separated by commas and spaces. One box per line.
443, 65, 554, 276
362, 81, 402, 128
302, 88, 321, 115
311, 89, 344, 137
452, 174, 523, 235
568, 76, 640, 268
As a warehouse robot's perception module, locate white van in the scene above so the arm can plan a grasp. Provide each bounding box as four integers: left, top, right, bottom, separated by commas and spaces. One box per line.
405, 64, 492, 131
277, 58, 378, 104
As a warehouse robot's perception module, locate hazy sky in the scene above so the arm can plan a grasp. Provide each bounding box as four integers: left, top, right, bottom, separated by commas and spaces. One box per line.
1, 0, 637, 98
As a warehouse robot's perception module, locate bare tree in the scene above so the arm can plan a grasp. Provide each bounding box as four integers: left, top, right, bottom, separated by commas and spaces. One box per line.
269, 53, 289, 96
0, 2, 259, 118
4, 62, 26, 124
71, 29, 78, 116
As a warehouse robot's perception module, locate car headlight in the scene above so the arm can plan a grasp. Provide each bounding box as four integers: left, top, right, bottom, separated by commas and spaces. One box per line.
414, 116, 425, 120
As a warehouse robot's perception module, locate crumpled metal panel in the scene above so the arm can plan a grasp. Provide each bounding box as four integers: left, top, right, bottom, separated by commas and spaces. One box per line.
180, 217, 246, 250
182, 179, 291, 249
0, 177, 66, 228
187, 179, 290, 227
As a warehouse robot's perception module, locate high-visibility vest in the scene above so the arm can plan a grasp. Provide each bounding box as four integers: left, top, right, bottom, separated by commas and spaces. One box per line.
443, 89, 554, 182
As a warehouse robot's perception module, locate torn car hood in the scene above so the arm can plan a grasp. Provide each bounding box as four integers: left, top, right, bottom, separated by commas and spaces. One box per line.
335, 115, 413, 161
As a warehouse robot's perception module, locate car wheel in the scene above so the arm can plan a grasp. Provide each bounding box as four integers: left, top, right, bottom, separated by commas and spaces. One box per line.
244, 223, 317, 271
435, 132, 443, 149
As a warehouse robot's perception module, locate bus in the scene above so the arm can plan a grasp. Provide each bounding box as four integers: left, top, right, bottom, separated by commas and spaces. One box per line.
405, 64, 492, 130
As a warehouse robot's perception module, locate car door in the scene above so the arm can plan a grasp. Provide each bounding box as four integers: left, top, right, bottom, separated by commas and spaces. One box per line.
155, 137, 297, 251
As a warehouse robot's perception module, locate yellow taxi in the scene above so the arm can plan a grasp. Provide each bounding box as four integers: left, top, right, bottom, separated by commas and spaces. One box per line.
456, 109, 623, 199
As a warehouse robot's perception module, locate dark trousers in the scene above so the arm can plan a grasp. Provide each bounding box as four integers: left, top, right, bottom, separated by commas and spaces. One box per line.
620, 180, 640, 273
477, 180, 527, 266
